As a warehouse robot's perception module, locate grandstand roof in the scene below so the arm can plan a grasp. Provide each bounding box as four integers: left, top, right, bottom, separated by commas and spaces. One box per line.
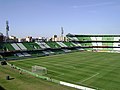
66, 34, 120, 37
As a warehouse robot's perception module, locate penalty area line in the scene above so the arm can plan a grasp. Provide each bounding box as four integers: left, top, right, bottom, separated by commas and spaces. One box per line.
80, 73, 100, 83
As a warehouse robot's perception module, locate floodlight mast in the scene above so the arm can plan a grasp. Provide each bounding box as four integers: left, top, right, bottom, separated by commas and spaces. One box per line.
6, 20, 9, 42
61, 27, 64, 41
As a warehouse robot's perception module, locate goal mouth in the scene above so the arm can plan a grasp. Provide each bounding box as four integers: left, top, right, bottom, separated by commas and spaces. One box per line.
32, 65, 47, 75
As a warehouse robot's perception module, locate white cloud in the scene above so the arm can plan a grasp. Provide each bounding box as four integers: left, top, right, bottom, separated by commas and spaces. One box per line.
72, 2, 115, 8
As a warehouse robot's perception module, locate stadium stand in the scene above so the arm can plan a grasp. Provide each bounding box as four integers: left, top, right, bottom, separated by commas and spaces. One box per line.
42, 50, 54, 55
24, 42, 41, 50
46, 42, 61, 48
56, 42, 67, 47
63, 42, 75, 47
16, 53, 24, 57
23, 52, 31, 56
11, 43, 21, 50
41, 42, 51, 48
67, 36, 79, 41
71, 42, 80, 47
4, 43, 15, 51
66, 34, 120, 51
62, 49, 71, 53
42, 51, 50, 55
76, 42, 82, 46
17, 43, 27, 50
47, 50, 54, 54
35, 42, 51, 49
1, 34, 120, 59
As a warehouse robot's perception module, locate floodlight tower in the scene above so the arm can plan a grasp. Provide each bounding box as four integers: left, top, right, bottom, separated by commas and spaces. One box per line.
61, 27, 64, 41
6, 20, 9, 41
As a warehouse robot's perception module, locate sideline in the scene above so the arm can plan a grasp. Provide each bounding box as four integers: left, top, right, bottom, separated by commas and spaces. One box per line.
81, 73, 99, 83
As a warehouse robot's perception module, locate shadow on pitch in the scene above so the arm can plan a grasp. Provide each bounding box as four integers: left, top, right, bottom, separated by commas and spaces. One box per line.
9, 77, 15, 80
0, 86, 5, 90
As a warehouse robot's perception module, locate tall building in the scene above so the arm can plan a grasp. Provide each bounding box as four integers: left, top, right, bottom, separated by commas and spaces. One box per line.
9, 36, 18, 42
50, 35, 68, 41
26, 36, 32, 42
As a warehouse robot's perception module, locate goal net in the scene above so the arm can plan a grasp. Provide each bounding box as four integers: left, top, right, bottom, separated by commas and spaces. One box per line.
32, 65, 47, 75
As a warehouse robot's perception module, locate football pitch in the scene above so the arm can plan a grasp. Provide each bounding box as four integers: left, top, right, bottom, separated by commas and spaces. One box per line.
10, 51, 120, 90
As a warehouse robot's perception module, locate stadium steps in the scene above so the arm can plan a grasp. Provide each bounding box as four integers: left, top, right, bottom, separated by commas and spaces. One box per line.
15, 52, 31, 57
63, 42, 75, 47
113, 37, 120, 51
113, 42, 120, 51
41, 42, 51, 48
17, 43, 27, 50
23, 42, 41, 50
46, 42, 61, 48
42, 51, 50, 55
62, 49, 71, 53
4, 43, 15, 51
102, 37, 114, 41
69, 37, 79, 41
16, 53, 24, 57
11, 43, 21, 50
56, 42, 67, 47
47, 50, 54, 54
53, 49, 65, 54
23, 52, 31, 56
22, 42, 35, 50
72, 42, 80, 47
77, 37, 92, 41
36, 42, 46, 49
11, 43, 31, 57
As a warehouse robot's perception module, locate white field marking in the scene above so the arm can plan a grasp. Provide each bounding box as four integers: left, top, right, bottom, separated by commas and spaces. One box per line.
80, 73, 99, 83
60, 81, 95, 90
48, 69, 65, 77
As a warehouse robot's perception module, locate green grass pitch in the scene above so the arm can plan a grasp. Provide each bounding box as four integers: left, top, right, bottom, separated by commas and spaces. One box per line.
9, 52, 120, 90
0, 64, 75, 90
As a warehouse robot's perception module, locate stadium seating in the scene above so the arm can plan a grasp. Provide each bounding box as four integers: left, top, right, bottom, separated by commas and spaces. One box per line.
11, 43, 21, 50
17, 43, 27, 50
4, 43, 15, 51
66, 35, 120, 51
1, 35, 120, 58
16, 53, 24, 57
56, 42, 67, 47
62, 42, 75, 47
62, 49, 71, 53
23, 52, 31, 56
46, 42, 61, 48
23, 42, 41, 50
36, 42, 53, 49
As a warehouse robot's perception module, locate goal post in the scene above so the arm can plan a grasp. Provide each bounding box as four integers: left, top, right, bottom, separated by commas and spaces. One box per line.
32, 65, 47, 75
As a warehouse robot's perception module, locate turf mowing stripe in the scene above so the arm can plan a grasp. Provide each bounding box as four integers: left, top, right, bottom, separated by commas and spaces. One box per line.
10, 56, 118, 82
7, 62, 96, 90
13, 60, 96, 79
9, 52, 120, 89
10, 61, 98, 88
10, 60, 98, 86
10, 56, 119, 82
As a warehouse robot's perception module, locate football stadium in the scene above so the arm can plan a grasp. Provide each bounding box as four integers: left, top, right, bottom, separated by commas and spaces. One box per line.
1, 34, 120, 90
1, 0, 120, 89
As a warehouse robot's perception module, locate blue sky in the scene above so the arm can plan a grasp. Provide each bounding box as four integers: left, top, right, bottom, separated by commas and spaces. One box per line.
0, 0, 120, 38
